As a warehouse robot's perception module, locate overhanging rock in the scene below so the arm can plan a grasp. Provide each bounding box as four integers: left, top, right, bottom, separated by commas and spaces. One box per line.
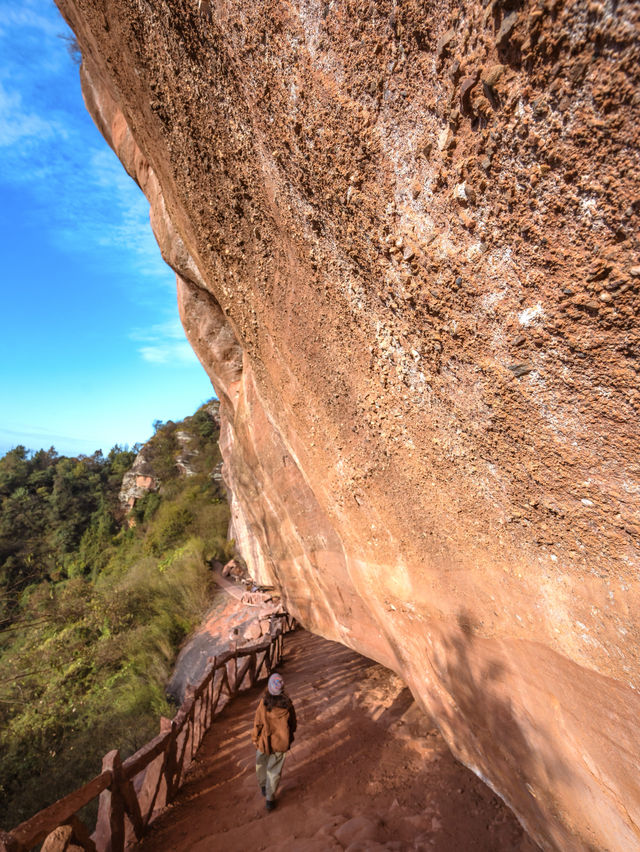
56, 1, 640, 848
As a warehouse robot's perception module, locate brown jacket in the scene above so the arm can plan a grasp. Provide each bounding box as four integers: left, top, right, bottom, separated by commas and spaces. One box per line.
251, 693, 297, 755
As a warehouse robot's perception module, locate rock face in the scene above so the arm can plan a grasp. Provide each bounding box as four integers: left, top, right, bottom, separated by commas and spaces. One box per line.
118, 450, 159, 512
55, 1, 640, 849
176, 399, 221, 475
119, 400, 220, 509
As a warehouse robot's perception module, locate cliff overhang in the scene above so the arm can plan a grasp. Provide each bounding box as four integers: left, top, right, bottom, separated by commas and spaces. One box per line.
55, 1, 640, 848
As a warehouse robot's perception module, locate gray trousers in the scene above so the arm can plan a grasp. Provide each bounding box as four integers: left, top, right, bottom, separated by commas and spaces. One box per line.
255, 749, 286, 801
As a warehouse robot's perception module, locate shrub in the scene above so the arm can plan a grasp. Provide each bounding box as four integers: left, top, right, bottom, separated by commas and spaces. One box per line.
0, 401, 231, 828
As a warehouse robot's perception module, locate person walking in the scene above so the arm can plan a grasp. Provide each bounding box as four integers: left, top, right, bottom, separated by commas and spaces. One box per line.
251, 672, 297, 811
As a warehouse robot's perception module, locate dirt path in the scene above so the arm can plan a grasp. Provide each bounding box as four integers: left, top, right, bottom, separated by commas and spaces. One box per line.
140, 630, 538, 851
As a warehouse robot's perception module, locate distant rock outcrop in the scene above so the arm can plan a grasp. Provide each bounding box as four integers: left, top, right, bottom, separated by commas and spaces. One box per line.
118, 449, 159, 513
56, 1, 640, 848
119, 400, 221, 511
176, 400, 221, 476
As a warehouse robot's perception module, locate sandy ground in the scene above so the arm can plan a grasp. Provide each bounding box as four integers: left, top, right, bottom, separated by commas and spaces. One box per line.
140, 630, 538, 851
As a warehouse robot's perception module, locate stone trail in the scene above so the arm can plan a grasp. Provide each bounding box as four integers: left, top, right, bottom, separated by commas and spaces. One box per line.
139, 630, 537, 851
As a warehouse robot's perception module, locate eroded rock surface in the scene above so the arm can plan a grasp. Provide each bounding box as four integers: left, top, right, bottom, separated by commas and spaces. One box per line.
56, 1, 640, 848
118, 447, 159, 512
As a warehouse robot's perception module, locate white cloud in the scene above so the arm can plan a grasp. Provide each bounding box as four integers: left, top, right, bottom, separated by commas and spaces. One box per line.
86, 148, 171, 281
0, 81, 66, 147
139, 341, 198, 365
0, 1, 212, 457
131, 319, 200, 366
0, 7, 64, 40
0, 2, 174, 292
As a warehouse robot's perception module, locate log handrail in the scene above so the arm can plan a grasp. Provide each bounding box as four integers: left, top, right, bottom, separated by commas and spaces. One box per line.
1, 613, 296, 852
1, 772, 112, 851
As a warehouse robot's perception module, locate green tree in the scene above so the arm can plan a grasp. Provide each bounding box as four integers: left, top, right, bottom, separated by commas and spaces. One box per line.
0, 400, 231, 829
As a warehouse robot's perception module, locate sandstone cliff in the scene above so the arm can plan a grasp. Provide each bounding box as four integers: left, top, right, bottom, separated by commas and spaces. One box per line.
55, 1, 640, 848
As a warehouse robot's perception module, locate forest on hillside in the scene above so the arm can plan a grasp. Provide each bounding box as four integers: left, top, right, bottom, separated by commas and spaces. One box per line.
0, 403, 231, 829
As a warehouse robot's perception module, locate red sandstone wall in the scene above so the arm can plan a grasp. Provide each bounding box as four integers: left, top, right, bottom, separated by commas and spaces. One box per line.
56, 1, 640, 848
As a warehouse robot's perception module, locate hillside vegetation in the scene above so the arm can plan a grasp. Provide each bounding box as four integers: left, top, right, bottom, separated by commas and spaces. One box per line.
0, 402, 231, 829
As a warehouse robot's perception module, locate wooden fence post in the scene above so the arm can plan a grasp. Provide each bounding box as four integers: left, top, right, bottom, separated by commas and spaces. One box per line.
188, 704, 197, 764
163, 720, 179, 801
206, 658, 216, 727
119, 772, 144, 844
94, 751, 125, 852
232, 642, 238, 693
194, 695, 203, 751
202, 678, 210, 730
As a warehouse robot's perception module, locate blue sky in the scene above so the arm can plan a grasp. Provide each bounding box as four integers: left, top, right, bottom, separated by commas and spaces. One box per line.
0, 1, 215, 457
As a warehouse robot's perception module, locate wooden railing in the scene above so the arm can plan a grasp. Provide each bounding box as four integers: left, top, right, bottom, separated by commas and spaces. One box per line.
0, 613, 296, 852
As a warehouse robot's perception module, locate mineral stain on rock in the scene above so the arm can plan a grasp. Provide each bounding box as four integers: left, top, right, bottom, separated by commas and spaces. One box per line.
55, 0, 640, 849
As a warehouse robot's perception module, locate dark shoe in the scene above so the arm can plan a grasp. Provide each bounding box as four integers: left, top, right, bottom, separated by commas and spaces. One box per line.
265, 799, 276, 812
260, 786, 266, 797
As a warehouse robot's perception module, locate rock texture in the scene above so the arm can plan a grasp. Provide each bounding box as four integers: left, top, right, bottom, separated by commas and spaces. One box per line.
119, 400, 221, 509
118, 450, 159, 512
56, 1, 640, 849
176, 400, 221, 475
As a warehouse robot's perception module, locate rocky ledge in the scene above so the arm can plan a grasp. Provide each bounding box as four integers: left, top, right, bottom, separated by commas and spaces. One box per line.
56, 1, 640, 848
